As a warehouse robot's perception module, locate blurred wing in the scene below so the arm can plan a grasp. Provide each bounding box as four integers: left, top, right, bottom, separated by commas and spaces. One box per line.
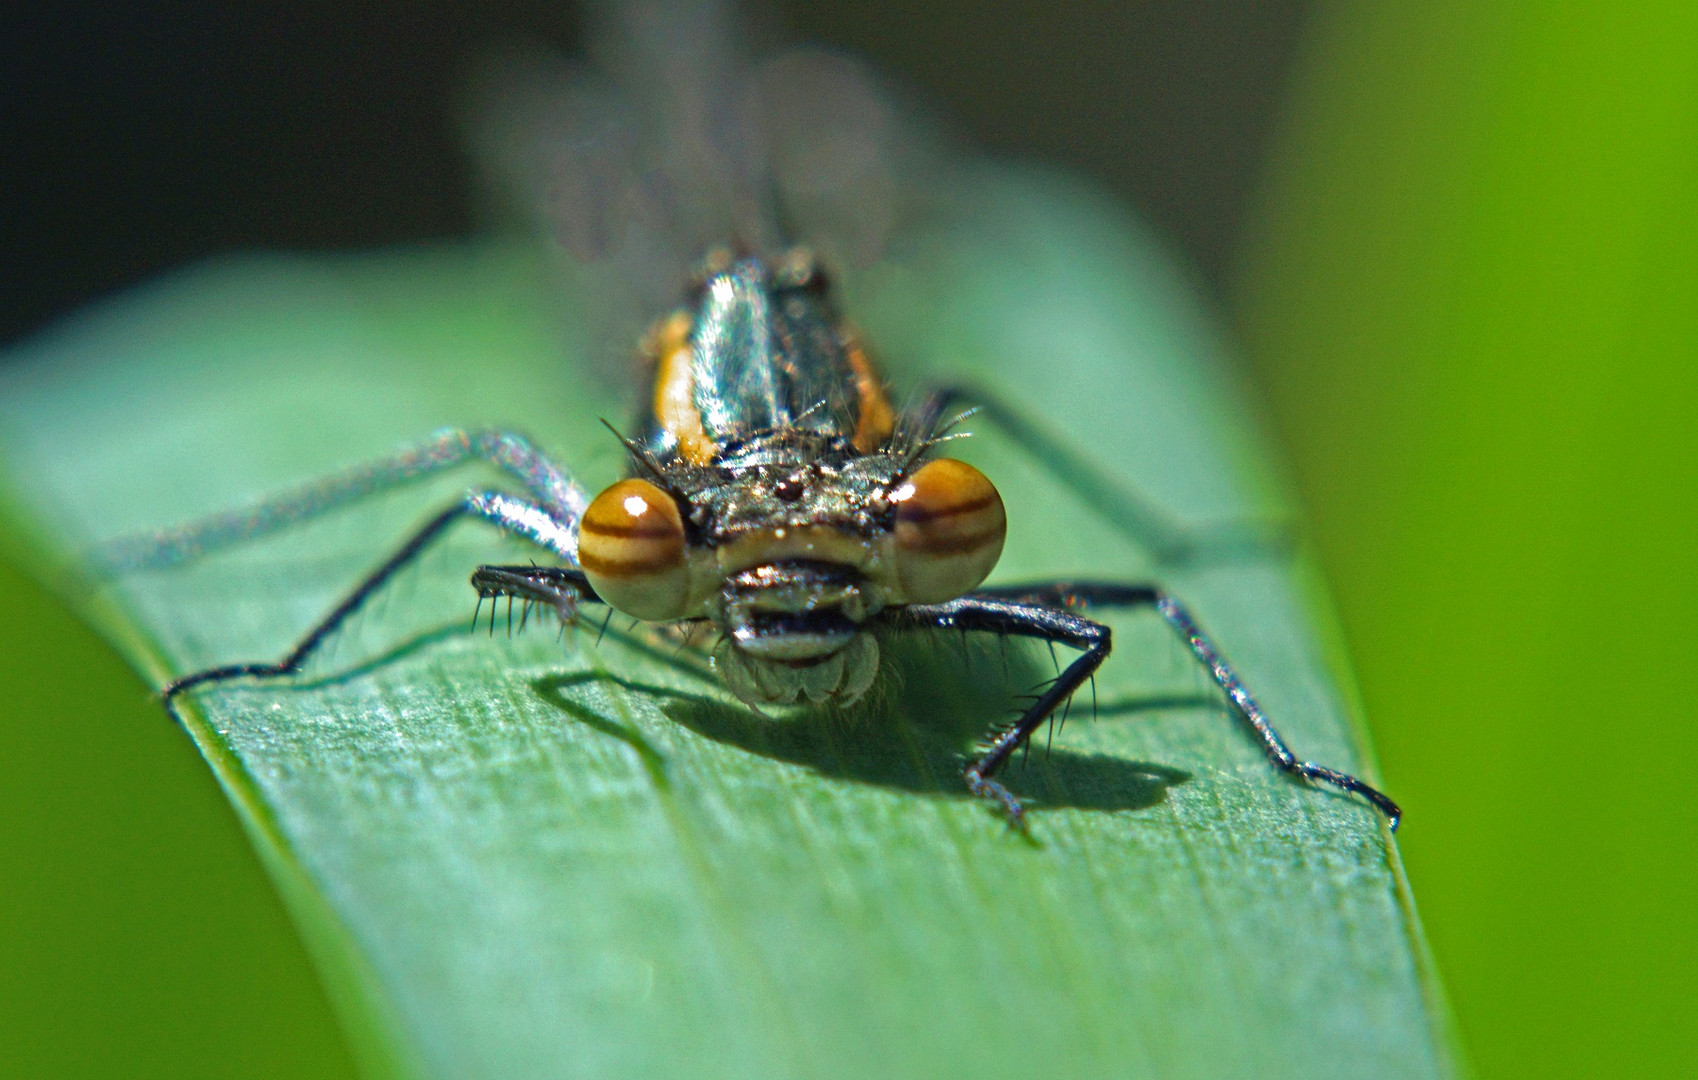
462, 0, 953, 388
747, 47, 949, 274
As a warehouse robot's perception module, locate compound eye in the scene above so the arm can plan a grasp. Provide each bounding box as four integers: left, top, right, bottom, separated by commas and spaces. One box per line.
891, 458, 1006, 604
577, 479, 691, 621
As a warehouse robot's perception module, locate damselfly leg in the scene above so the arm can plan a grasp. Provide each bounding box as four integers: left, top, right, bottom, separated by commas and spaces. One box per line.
905, 581, 1401, 829
101, 427, 586, 570
95, 428, 590, 712
471, 565, 599, 619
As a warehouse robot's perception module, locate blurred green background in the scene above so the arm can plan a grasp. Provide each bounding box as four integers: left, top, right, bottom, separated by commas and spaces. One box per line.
2, 2, 1693, 1078
1236, 5, 1698, 1077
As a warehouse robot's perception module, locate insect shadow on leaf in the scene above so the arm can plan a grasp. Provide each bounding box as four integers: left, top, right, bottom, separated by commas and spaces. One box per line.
529, 628, 1194, 818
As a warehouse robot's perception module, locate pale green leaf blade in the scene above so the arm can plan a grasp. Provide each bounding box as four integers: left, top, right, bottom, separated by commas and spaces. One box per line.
0, 168, 1458, 1079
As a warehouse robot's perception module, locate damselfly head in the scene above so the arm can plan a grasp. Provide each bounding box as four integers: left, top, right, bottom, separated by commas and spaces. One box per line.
707, 453, 1006, 709
580, 424, 1002, 711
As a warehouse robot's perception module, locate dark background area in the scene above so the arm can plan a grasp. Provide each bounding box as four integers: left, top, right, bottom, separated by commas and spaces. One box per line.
0, 0, 1308, 346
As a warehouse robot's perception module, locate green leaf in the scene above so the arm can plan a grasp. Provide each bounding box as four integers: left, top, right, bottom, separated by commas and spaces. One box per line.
0, 166, 1459, 1079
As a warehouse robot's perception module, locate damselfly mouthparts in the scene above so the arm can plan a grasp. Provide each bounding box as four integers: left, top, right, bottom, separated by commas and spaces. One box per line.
105, 245, 1400, 830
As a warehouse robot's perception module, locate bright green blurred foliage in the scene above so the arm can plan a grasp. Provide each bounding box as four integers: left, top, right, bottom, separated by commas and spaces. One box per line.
0, 551, 356, 1079
1238, 4, 1698, 1078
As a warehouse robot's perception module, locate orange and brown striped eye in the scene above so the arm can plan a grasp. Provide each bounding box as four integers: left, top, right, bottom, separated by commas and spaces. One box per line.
891, 458, 1006, 604
577, 478, 691, 621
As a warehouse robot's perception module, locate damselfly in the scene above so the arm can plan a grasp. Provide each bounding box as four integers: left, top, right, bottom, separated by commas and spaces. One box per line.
102, 6, 1399, 830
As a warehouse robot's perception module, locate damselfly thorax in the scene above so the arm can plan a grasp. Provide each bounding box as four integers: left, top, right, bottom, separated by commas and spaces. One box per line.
579, 248, 1004, 708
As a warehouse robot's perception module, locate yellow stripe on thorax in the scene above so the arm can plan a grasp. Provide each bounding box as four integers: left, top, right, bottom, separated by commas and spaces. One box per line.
844, 329, 896, 452
647, 311, 718, 466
